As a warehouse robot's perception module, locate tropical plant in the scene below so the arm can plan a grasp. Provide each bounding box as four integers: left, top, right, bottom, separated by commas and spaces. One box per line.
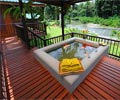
4, 0, 44, 20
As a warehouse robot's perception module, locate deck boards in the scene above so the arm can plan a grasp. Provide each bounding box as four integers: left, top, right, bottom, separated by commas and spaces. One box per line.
2, 36, 120, 100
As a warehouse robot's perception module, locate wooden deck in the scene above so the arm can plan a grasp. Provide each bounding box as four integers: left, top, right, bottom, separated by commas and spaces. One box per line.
2, 36, 120, 100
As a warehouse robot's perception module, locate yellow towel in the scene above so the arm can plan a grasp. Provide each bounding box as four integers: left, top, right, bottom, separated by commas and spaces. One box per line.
61, 59, 71, 66
59, 58, 84, 75
71, 58, 80, 66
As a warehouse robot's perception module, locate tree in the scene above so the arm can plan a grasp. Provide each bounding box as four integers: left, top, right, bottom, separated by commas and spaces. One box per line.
44, 5, 59, 20
70, 1, 95, 18
95, 0, 120, 18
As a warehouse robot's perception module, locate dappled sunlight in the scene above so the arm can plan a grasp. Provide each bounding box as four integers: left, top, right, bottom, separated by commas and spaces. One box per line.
5, 42, 23, 51
4, 36, 19, 44
4, 59, 15, 100
3, 36, 23, 51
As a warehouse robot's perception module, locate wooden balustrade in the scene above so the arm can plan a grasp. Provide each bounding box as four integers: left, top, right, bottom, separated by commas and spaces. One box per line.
1, 22, 119, 59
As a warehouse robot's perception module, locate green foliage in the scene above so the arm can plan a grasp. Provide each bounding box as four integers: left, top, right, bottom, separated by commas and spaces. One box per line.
111, 30, 120, 39
78, 16, 120, 28
68, 0, 120, 20
89, 32, 98, 36
79, 17, 89, 24
95, 0, 120, 18
48, 20, 60, 26
65, 28, 80, 33
44, 5, 60, 21
71, 1, 95, 18
4, 0, 44, 20
46, 26, 62, 38
4, 5, 20, 19
46, 26, 80, 38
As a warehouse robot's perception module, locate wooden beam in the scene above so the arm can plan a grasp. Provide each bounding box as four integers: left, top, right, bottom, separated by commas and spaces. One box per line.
0, 1, 45, 7
32, 0, 90, 6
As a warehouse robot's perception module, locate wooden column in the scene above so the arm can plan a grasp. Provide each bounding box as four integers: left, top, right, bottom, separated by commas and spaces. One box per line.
61, 0, 64, 40
19, 0, 30, 48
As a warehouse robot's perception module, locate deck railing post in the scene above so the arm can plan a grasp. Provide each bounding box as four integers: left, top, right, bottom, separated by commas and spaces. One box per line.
34, 36, 37, 47
44, 39, 47, 47
71, 32, 74, 37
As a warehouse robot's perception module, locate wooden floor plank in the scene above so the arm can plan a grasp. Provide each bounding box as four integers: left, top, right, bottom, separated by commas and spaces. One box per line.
89, 74, 120, 95
16, 73, 52, 99
55, 89, 68, 100
79, 83, 106, 100
91, 72, 120, 90
84, 80, 115, 99
94, 68, 120, 84
2, 36, 120, 100
26, 78, 57, 99
98, 63, 120, 77
77, 86, 96, 99
97, 65, 120, 80
73, 90, 89, 100
41, 83, 62, 99
12, 71, 48, 94
88, 76, 120, 99
101, 56, 120, 67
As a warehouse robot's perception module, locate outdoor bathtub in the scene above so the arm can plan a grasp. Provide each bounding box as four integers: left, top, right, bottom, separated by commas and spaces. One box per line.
33, 37, 109, 93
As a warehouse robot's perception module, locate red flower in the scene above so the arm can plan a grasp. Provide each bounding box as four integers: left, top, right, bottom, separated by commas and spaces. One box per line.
82, 44, 87, 48
82, 44, 92, 48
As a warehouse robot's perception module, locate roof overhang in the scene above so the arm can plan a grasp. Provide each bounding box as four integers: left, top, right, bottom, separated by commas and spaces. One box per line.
32, 0, 90, 6
0, 0, 45, 7
0, 0, 89, 7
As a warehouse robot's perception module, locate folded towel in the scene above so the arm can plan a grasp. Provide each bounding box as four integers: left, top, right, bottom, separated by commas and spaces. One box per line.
59, 58, 84, 75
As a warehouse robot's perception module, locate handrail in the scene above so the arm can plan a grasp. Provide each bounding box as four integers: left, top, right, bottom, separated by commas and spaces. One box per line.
26, 22, 47, 35
27, 29, 46, 48
29, 32, 119, 59
75, 33, 120, 42
73, 33, 120, 59
14, 22, 119, 59
45, 34, 70, 40
27, 29, 45, 41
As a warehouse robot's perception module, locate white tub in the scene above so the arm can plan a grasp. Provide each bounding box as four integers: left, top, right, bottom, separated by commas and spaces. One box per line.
33, 37, 109, 93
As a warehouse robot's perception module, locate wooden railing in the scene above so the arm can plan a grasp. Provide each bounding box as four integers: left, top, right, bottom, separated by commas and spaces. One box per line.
28, 29, 45, 48
3, 22, 119, 59
11, 24, 120, 58
27, 32, 120, 59
26, 22, 47, 36
14, 22, 47, 48
73, 33, 120, 58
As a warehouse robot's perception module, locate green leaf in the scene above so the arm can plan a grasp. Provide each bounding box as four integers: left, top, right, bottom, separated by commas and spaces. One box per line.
3, 7, 13, 17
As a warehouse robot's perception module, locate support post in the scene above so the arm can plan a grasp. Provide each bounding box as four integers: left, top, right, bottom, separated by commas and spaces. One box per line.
61, 0, 64, 40
19, 0, 30, 48
44, 39, 47, 47
71, 32, 74, 37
